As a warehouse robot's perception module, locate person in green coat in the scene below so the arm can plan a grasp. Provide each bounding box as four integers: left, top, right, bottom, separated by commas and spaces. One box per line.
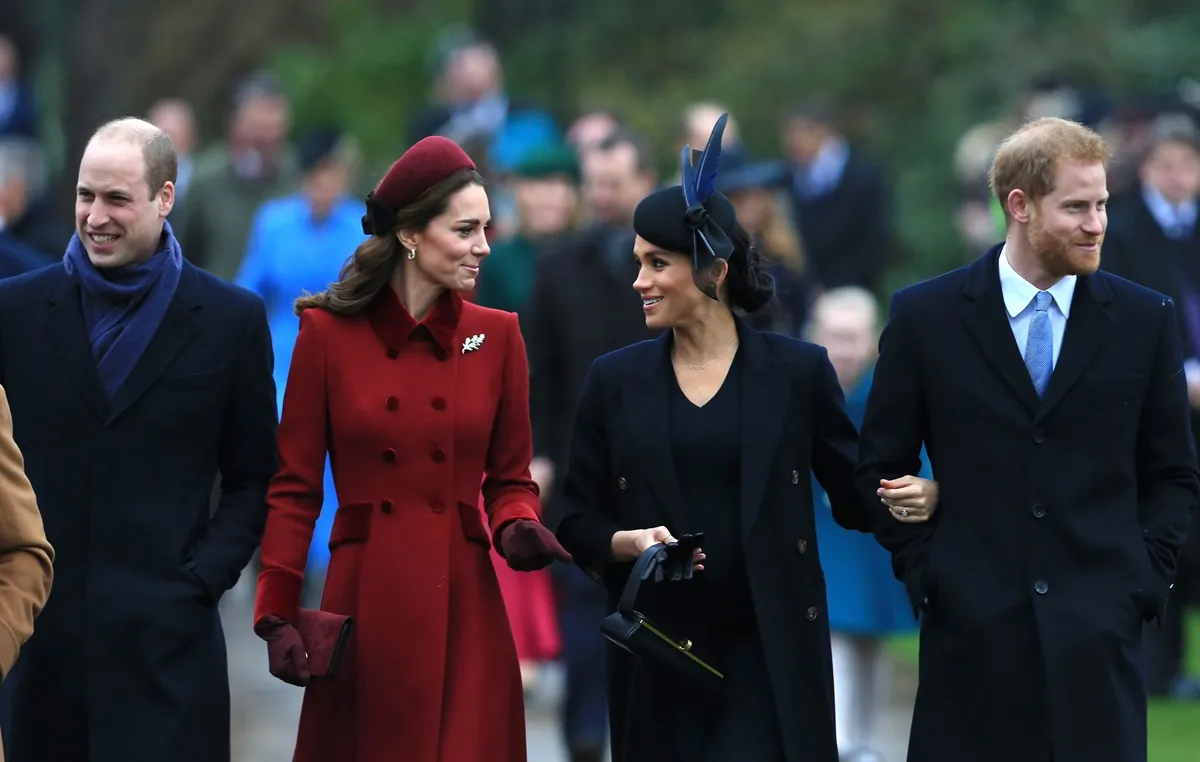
476, 144, 580, 314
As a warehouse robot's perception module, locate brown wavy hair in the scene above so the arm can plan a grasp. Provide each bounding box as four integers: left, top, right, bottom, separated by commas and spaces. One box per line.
294, 168, 486, 315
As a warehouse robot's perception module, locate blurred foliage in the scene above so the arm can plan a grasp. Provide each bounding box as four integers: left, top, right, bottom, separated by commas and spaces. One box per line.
269, 0, 1200, 291
271, 0, 472, 187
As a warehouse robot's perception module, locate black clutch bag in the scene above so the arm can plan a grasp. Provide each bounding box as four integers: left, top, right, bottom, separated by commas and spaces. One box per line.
600, 543, 724, 691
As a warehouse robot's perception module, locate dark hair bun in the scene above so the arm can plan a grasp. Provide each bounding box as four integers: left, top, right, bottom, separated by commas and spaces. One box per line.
726, 228, 775, 314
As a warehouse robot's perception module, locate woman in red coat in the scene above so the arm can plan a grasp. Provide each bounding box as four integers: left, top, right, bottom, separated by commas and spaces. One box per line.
252, 136, 571, 762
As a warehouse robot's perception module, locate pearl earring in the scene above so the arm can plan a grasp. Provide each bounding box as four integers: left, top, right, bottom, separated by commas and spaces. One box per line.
408, 248, 416, 260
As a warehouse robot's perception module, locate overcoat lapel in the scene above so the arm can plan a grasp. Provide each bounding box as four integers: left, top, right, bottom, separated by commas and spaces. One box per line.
1034, 274, 1112, 422
960, 248, 1041, 415
622, 334, 689, 531
737, 321, 788, 538
107, 266, 201, 424
619, 321, 790, 538
960, 247, 1114, 421
44, 271, 108, 421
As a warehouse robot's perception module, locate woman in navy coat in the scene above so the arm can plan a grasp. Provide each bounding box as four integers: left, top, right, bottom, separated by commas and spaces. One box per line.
554, 116, 937, 762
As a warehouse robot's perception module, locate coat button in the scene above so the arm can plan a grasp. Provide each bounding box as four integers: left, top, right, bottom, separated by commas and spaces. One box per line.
796, 539, 808, 554
382, 448, 396, 463
385, 396, 399, 411
791, 469, 799, 484
431, 447, 446, 463
387, 348, 400, 359
381, 499, 394, 514
1033, 428, 1045, 444
1031, 503, 1046, 518
431, 397, 447, 410
1034, 579, 1049, 595
617, 477, 628, 490
806, 606, 818, 621
429, 499, 445, 514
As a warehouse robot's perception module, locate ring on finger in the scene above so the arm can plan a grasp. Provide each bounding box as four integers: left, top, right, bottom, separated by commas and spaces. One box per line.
899, 508, 909, 517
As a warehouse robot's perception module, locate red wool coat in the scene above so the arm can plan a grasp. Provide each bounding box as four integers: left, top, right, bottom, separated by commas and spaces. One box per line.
254, 287, 541, 762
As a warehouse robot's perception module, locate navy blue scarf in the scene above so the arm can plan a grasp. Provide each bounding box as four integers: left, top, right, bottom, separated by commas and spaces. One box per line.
63, 221, 184, 400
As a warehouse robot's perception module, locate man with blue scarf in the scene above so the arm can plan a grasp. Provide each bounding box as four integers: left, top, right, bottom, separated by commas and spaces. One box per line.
0, 118, 277, 762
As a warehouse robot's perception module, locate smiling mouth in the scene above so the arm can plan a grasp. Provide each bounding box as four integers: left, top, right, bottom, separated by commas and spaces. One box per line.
642, 297, 662, 308
89, 233, 119, 245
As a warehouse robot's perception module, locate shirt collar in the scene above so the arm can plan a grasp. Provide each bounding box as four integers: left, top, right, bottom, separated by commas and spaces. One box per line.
801, 138, 849, 196
366, 285, 462, 358
1142, 185, 1198, 232
997, 244, 1076, 318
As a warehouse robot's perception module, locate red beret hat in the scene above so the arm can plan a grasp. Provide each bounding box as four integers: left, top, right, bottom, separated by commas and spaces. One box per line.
361, 136, 477, 235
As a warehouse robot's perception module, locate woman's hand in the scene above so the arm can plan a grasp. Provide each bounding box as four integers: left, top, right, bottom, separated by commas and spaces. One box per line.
498, 519, 573, 571
878, 476, 938, 524
611, 526, 706, 571
255, 615, 311, 687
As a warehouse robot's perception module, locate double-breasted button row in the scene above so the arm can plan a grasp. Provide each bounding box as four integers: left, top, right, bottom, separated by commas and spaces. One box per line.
791, 469, 800, 484
382, 446, 445, 464
796, 539, 808, 554
384, 396, 447, 411
381, 499, 394, 514
806, 606, 819, 622
617, 477, 628, 490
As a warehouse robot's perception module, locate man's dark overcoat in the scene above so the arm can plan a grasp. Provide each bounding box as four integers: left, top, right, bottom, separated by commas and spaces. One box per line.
858, 246, 1199, 762
0, 261, 277, 762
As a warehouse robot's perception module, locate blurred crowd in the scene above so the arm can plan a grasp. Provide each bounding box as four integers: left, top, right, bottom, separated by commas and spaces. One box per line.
3, 23, 1200, 762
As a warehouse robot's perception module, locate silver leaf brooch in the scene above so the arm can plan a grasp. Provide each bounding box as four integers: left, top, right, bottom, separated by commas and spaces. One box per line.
462, 334, 485, 354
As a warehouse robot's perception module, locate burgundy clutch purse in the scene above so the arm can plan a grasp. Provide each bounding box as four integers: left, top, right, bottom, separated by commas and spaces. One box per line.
297, 608, 354, 678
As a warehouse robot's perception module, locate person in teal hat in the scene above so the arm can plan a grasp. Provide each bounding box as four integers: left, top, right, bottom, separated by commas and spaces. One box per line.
475, 144, 580, 314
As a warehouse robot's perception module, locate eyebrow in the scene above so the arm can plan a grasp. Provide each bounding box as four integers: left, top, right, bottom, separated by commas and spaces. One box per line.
456, 218, 489, 226
77, 185, 132, 198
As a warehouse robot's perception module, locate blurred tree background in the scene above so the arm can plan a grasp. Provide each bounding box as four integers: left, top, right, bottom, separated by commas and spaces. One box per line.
11, 0, 1200, 290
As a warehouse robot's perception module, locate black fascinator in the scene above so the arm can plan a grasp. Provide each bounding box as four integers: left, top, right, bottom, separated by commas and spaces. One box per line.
632, 113, 739, 301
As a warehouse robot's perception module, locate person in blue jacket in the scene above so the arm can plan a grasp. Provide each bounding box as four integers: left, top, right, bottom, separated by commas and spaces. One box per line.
234, 129, 365, 588
808, 286, 930, 762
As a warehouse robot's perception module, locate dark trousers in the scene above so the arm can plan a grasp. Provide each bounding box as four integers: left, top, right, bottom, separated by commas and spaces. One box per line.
556, 566, 609, 756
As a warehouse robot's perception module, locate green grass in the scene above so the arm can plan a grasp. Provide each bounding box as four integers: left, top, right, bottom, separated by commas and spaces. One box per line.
885, 611, 1200, 762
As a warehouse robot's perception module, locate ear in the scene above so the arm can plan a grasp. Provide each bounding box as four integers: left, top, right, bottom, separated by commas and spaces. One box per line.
157, 181, 175, 219
1007, 189, 1033, 224
395, 229, 420, 251
709, 258, 730, 288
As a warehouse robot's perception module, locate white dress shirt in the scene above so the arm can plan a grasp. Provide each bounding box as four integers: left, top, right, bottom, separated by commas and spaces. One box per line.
997, 246, 1076, 368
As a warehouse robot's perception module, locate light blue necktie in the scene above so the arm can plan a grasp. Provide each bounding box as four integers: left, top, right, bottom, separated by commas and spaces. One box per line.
1024, 291, 1053, 396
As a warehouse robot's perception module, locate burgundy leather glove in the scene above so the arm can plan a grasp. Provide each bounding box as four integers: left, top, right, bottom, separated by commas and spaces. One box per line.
499, 519, 573, 571
255, 615, 312, 687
